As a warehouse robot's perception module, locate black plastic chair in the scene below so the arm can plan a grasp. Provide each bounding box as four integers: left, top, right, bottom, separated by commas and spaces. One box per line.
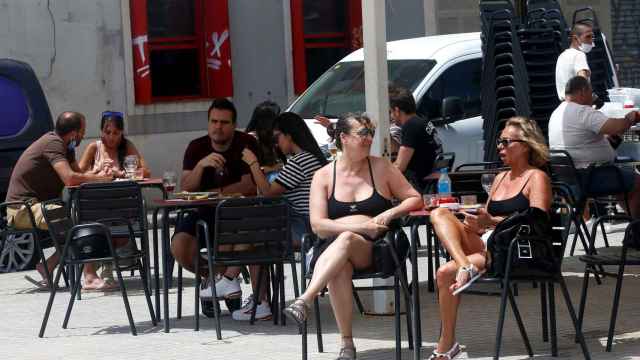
461, 202, 591, 359
40, 198, 73, 289
71, 181, 152, 291
194, 197, 297, 338
0, 200, 54, 287
548, 150, 592, 255
38, 222, 156, 337
578, 216, 640, 352
299, 227, 418, 360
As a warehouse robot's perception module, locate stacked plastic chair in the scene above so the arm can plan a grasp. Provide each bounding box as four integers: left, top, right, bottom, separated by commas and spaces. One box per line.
480, 0, 531, 162
517, 1, 566, 134
573, 7, 617, 104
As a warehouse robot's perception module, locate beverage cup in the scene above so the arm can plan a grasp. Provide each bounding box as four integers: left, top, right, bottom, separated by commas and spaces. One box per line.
162, 171, 177, 193
461, 194, 478, 206
423, 194, 438, 209
134, 168, 144, 181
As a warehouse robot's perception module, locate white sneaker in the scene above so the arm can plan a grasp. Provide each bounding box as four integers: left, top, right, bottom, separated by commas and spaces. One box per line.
199, 276, 242, 300
231, 295, 272, 321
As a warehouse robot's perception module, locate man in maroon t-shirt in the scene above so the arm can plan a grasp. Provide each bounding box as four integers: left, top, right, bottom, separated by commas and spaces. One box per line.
171, 98, 258, 302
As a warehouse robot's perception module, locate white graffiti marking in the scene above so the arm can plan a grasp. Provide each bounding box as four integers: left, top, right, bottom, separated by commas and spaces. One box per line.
132, 35, 148, 63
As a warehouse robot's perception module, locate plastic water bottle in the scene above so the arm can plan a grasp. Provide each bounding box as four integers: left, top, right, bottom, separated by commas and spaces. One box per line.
437, 168, 452, 197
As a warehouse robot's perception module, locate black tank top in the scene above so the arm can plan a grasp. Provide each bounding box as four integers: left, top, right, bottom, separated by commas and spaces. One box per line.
327, 158, 394, 219
486, 171, 532, 216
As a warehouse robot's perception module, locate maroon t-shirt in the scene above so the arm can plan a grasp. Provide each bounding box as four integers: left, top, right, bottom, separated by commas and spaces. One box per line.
182, 131, 259, 191
6, 132, 75, 203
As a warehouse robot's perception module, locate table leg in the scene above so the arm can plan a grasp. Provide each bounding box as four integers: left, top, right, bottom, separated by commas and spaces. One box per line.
152, 208, 161, 321
162, 207, 171, 333
425, 223, 435, 292
410, 223, 422, 359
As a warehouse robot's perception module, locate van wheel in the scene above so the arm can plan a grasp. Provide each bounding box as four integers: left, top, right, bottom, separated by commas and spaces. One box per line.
0, 233, 39, 272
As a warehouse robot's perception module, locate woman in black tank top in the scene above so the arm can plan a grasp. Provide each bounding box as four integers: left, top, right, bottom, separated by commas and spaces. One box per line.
283, 114, 422, 359
428, 117, 552, 359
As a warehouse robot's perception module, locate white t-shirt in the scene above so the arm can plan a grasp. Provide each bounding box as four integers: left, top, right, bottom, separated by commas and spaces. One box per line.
548, 101, 615, 168
555, 48, 590, 100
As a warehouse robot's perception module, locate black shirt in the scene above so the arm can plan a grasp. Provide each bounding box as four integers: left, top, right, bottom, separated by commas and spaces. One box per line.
400, 115, 443, 184
182, 131, 259, 191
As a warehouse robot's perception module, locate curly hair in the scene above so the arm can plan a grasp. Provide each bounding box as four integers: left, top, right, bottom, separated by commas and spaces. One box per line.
504, 116, 549, 167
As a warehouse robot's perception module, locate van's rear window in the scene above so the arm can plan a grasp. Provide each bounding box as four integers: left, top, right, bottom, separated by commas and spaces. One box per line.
0, 76, 29, 137
290, 60, 435, 118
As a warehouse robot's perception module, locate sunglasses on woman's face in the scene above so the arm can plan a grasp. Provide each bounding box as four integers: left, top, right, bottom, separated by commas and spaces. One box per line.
352, 127, 375, 138
496, 138, 526, 147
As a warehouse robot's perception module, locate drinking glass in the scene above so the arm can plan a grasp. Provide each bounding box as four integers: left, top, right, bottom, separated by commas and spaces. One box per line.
162, 171, 177, 193
481, 173, 496, 193
123, 155, 138, 179
328, 141, 338, 159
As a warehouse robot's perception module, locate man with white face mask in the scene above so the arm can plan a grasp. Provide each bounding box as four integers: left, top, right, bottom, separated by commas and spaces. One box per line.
555, 22, 594, 100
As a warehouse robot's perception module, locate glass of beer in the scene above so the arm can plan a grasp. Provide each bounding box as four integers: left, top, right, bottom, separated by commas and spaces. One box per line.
328, 141, 338, 159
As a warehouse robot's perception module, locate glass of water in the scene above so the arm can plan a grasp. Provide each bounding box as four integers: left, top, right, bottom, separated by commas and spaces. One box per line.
162, 171, 177, 193
481, 173, 495, 194
123, 155, 138, 179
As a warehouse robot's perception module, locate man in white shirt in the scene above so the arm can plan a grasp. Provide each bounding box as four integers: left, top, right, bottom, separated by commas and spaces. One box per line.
549, 76, 640, 217
555, 22, 594, 100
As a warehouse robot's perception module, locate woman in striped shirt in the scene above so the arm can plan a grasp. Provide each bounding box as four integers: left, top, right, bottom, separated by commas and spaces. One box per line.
229, 112, 327, 321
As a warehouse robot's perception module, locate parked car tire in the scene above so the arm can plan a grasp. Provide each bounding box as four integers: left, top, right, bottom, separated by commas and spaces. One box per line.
0, 232, 39, 272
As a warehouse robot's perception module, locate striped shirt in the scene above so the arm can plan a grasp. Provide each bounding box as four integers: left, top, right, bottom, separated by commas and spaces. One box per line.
274, 151, 324, 215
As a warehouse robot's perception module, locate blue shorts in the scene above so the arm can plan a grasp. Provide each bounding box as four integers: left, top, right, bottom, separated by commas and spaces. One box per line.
578, 165, 636, 198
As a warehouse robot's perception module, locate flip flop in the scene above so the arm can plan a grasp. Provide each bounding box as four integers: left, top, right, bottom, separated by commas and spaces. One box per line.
82, 280, 119, 292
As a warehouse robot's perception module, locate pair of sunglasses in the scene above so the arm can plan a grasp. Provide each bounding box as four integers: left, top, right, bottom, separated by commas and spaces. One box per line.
496, 138, 526, 147
102, 111, 124, 119
353, 127, 375, 138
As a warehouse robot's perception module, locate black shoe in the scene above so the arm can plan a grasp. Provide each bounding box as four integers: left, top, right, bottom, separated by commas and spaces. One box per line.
225, 297, 242, 312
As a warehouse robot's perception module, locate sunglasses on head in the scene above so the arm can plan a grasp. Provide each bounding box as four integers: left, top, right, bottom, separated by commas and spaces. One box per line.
496, 138, 526, 147
102, 111, 124, 119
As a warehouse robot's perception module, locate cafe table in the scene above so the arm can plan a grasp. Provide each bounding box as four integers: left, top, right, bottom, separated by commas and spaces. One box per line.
151, 196, 226, 333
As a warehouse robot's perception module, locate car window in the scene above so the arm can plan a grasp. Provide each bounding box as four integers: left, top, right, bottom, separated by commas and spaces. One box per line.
0, 76, 29, 138
290, 59, 436, 118
417, 58, 482, 120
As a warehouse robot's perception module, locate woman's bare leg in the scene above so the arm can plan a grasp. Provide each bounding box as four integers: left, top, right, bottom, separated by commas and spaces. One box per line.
327, 262, 355, 349
299, 232, 373, 306
430, 208, 482, 268
435, 253, 486, 355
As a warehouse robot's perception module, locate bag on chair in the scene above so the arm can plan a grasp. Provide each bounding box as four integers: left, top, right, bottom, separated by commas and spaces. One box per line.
486, 207, 557, 278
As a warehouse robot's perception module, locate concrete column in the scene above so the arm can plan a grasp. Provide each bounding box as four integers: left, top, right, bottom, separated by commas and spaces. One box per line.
423, 0, 438, 35
362, 0, 394, 314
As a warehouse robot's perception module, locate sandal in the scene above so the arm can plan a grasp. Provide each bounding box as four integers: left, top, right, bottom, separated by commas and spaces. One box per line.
336, 346, 356, 360
429, 342, 461, 359
451, 264, 483, 296
283, 298, 309, 325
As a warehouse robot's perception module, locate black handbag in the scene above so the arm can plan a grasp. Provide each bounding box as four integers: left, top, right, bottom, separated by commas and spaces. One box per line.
486, 207, 557, 278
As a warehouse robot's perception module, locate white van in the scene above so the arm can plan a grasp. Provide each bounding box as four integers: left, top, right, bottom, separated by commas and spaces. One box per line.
288, 32, 484, 167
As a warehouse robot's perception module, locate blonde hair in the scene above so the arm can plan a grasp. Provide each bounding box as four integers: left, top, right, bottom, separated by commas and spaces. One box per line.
504, 116, 549, 167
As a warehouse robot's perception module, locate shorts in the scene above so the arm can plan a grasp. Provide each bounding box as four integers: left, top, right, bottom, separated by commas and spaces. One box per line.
6, 202, 55, 230
173, 208, 215, 249
577, 165, 635, 198
290, 213, 311, 245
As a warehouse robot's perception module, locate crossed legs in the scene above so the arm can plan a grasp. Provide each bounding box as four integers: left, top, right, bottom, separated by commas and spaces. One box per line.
430, 208, 487, 355
298, 231, 373, 350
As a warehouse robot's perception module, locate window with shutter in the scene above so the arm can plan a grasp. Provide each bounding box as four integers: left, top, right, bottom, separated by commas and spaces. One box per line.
129, 0, 233, 104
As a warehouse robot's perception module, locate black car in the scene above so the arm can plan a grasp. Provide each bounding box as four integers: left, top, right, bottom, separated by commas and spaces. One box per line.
0, 59, 53, 272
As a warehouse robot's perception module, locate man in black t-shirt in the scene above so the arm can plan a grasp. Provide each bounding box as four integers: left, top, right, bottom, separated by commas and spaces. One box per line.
389, 86, 443, 192
171, 98, 258, 303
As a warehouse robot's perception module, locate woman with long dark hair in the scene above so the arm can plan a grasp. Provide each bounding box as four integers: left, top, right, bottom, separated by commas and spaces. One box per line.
227, 112, 327, 321
245, 100, 282, 174
78, 111, 150, 178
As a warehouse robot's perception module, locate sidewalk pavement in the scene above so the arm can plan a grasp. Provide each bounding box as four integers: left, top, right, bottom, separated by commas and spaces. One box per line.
1, 224, 640, 359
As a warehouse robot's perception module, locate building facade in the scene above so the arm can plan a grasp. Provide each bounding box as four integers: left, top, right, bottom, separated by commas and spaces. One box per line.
0, 0, 633, 176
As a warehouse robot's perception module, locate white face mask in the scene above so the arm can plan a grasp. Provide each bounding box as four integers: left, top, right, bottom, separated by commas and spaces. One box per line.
578, 41, 594, 54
